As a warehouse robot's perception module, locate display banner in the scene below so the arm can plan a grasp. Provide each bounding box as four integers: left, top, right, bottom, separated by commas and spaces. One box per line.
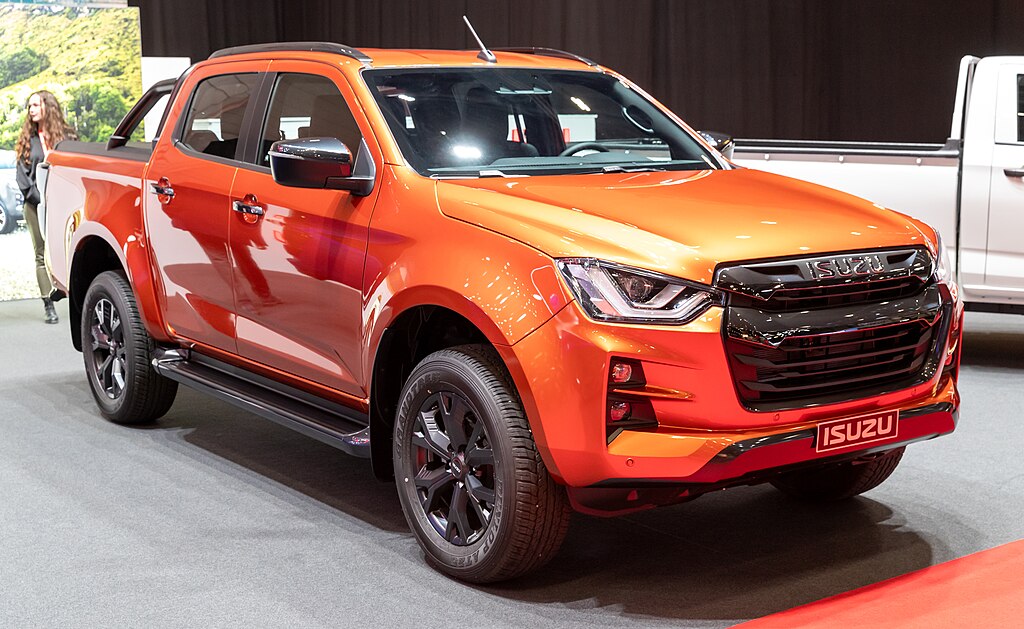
0, 1, 141, 149
0, 1, 140, 301
2, 1, 127, 7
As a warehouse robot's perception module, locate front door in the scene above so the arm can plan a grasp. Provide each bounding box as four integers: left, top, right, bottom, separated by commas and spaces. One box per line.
228, 64, 380, 398
985, 64, 1024, 293
145, 66, 265, 351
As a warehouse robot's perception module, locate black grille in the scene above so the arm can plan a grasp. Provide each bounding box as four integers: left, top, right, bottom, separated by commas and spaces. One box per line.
731, 276, 926, 312
717, 248, 950, 410
726, 320, 937, 407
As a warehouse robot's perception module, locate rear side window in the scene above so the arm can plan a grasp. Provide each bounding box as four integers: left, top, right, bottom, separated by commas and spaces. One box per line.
253, 73, 362, 167
179, 73, 258, 160
1018, 75, 1023, 142
129, 94, 170, 144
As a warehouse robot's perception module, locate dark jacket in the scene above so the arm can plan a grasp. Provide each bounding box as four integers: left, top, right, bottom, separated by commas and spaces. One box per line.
16, 135, 45, 206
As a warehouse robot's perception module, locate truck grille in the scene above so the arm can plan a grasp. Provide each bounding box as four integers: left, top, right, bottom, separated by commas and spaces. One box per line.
726, 321, 936, 406
734, 275, 925, 311
716, 248, 948, 410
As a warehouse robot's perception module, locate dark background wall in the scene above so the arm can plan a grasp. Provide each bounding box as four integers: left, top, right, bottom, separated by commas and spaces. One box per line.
126, 0, 1024, 142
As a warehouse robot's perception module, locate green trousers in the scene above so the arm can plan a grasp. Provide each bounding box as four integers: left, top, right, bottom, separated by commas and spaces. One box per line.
23, 202, 53, 299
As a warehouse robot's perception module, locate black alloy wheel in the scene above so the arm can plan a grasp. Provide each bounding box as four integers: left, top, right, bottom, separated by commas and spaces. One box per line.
89, 297, 127, 400
410, 389, 496, 546
394, 345, 570, 583
81, 271, 177, 424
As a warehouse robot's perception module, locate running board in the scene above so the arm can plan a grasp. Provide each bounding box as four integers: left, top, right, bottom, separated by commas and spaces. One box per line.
152, 349, 371, 458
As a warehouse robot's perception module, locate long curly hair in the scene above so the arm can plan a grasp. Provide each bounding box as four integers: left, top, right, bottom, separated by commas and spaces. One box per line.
15, 90, 76, 164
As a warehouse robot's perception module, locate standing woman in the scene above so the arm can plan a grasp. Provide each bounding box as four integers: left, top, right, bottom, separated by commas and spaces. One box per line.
15, 90, 76, 324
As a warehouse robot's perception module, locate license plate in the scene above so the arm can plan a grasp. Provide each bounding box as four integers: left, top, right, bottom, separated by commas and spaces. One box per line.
816, 410, 899, 453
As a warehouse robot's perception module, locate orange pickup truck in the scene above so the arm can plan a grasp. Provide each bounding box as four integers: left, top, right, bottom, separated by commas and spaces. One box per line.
44, 42, 962, 583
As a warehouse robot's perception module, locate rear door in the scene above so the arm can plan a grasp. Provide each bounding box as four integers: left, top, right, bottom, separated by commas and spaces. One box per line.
985, 63, 1024, 292
227, 61, 381, 398
144, 62, 267, 351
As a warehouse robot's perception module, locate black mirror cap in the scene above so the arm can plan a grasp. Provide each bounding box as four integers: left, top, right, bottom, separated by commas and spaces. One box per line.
270, 137, 353, 188
697, 130, 734, 160
270, 137, 375, 196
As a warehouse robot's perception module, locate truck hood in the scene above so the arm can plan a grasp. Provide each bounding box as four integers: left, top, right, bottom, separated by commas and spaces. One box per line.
435, 168, 932, 285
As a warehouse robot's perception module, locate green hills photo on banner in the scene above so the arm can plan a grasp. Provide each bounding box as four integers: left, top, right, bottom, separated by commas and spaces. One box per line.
0, 2, 142, 150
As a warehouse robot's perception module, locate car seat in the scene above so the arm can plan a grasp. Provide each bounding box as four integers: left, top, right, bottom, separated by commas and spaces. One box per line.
457, 87, 539, 163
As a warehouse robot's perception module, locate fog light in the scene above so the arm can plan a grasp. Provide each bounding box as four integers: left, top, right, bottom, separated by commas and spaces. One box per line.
610, 362, 633, 384
609, 401, 631, 422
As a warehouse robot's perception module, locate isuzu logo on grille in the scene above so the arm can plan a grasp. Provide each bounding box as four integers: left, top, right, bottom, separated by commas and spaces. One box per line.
806, 254, 886, 280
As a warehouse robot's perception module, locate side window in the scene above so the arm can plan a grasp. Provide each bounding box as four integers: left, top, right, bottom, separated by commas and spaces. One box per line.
179, 73, 258, 160
129, 94, 170, 143
254, 73, 362, 167
1018, 75, 1023, 142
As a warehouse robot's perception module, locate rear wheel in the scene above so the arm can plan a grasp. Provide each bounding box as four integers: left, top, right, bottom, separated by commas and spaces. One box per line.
771, 447, 905, 501
82, 271, 178, 424
0, 202, 14, 234
393, 345, 570, 583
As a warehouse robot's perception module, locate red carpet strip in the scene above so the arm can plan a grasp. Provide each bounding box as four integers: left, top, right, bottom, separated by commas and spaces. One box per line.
736, 538, 1024, 628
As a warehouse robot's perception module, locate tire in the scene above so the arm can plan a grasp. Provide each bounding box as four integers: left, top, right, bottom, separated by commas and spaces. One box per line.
0, 202, 13, 234
771, 446, 905, 501
81, 270, 178, 424
393, 344, 570, 583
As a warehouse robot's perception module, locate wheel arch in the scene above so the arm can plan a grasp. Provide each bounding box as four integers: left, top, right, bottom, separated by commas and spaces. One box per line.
67, 225, 166, 351
368, 304, 494, 480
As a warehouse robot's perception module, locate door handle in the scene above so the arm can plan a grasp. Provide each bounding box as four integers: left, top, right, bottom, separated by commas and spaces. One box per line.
151, 177, 174, 204
1004, 167, 1024, 178
232, 200, 265, 216
232, 193, 265, 224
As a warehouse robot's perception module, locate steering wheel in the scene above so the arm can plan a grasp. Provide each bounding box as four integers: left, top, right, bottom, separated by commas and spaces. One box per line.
559, 142, 611, 157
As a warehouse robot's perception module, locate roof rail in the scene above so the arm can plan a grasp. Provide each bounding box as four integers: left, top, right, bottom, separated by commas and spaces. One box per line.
491, 47, 599, 68
209, 42, 372, 65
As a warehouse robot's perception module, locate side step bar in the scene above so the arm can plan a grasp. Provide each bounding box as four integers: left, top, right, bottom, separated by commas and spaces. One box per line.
152, 349, 371, 458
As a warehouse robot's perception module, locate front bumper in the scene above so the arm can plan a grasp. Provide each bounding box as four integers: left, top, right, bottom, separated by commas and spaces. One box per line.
500, 295, 961, 491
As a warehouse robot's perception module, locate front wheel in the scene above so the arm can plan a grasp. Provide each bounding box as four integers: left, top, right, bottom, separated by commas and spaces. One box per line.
393, 345, 570, 583
771, 447, 905, 501
82, 271, 178, 424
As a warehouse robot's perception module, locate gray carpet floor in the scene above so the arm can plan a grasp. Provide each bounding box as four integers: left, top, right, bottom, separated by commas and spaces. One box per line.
1, 298, 1021, 628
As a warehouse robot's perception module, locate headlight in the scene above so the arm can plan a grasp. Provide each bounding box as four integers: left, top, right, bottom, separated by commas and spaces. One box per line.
933, 233, 953, 284
557, 258, 721, 324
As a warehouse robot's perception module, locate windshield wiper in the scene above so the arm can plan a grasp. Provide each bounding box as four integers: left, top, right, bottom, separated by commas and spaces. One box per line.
431, 168, 529, 179
599, 164, 668, 174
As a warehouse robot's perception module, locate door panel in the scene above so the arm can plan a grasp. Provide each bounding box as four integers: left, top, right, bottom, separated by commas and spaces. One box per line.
145, 149, 237, 348
985, 67, 1024, 292
145, 68, 265, 350
229, 66, 381, 397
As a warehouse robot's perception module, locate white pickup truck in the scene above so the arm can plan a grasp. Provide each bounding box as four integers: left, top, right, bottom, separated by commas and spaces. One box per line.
732, 55, 1024, 313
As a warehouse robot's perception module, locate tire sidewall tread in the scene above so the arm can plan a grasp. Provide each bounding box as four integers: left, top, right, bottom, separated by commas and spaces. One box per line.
771, 446, 906, 501
393, 344, 569, 583
81, 270, 176, 424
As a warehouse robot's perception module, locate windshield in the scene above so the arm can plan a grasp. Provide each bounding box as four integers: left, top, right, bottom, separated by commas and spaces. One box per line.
363, 67, 719, 177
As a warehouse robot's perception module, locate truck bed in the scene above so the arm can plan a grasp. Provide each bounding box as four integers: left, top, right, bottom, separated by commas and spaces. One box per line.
57, 140, 155, 162
43, 141, 151, 293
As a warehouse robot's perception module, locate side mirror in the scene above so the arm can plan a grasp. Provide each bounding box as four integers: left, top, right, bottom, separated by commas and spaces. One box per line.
269, 137, 374, 196
697, 130, 734, 161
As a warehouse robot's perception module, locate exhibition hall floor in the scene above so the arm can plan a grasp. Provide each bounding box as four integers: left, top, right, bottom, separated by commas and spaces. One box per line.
2, 298, 1022, 628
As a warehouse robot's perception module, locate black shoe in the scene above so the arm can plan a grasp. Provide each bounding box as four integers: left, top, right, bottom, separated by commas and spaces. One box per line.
43, 298, 58, 325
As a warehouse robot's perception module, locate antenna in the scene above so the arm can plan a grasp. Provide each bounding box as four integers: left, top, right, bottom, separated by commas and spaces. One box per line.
463, 15, 497, 63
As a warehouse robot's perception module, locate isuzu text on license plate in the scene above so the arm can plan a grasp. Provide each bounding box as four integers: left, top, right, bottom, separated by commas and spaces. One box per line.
816, 410, 899, 453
